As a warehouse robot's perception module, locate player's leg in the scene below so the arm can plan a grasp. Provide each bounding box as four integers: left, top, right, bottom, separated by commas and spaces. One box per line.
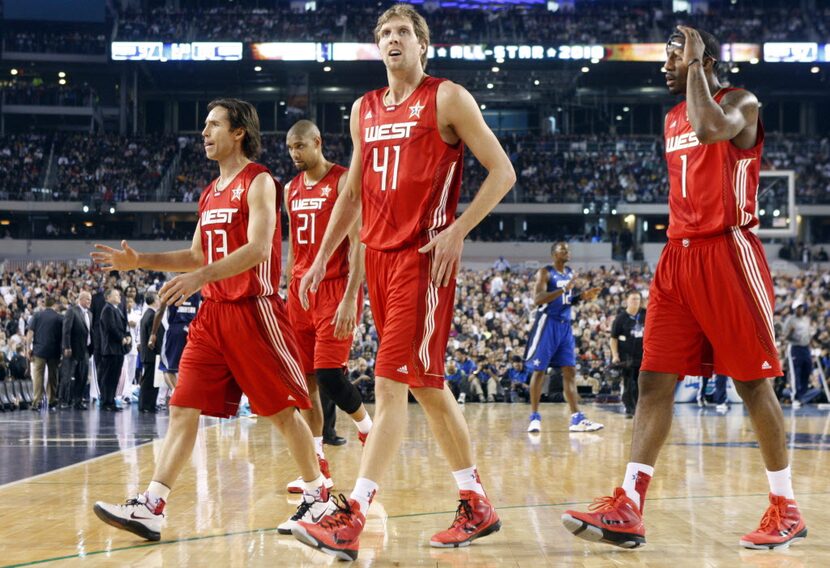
286, 373, 334, 493
562, 243, 702, 548
691, 231, 806, 549
525, 318, 554, 431
93, 306, 231, 542
410, 384, 501, 548
732, 378, 806, 548
316, 368, 372, 444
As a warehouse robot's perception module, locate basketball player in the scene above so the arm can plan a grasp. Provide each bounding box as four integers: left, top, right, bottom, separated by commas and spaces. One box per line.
289, 4, 516, 561
281, 119, 373, 496
90, 98, 333, 541
561, 27, 807, 550
525, 242, 602, 433
150, 291, 201, 391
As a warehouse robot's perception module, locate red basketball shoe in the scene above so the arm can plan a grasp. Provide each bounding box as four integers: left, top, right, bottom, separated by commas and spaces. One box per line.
429, 491, 501, 548
561, 487, 646, 548
292, 494, 365, 561
358, 431, 368, 446
286, 456, 334, 494
740, 493, 807, 550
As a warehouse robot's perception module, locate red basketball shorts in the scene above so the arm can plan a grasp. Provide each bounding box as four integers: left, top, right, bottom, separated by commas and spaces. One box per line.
641, 228, 782, 381
287, 276, 363, 374
365, 241, 454, 389
171, 296, 310, 418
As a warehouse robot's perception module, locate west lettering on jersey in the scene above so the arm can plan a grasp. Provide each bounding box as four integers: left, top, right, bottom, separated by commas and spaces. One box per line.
201, 208, 238, 226
666, 131, 700, 153
364, 121, 417, 143
291, 197, 327, 212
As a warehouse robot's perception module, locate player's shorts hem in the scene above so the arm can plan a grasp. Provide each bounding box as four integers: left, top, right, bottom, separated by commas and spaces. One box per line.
639, 365, 707, 378
375, 365, 445, 389
169, 400, 235, 419
714, 368, 782, 382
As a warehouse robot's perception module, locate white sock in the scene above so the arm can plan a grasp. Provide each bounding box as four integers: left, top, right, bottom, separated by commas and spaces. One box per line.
314, 436, 324, 459
146, 481, 170, 505
766, 466, 794, 499
350, 477, 378, 513
621, 462, 654, 509
303, 474, 326, 499
452, 465, 486, 497
354, 414, 373, 435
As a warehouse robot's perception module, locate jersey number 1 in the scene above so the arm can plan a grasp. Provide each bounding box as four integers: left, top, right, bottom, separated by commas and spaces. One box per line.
373, 145, 401, 191
680, 154, 688, 198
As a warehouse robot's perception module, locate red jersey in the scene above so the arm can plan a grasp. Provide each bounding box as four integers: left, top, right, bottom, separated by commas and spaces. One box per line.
359, 75, 464, 250
665, 87, 764, 239
287, 163, 349, 281
198, 162, 283, 302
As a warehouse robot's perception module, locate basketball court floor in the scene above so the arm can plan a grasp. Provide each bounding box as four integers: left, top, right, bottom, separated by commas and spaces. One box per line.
1, 402, 827, 567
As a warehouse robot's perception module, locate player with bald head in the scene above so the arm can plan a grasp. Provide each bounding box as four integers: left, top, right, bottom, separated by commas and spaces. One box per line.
282, 119, 374, 497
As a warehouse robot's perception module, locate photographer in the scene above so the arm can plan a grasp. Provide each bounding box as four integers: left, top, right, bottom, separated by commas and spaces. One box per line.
610, 291, 645, 418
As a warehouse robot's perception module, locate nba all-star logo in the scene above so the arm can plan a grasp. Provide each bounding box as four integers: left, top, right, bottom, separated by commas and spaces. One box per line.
409, 100, 424, 119
321, 185, 332, 198
231, 187, 244, 201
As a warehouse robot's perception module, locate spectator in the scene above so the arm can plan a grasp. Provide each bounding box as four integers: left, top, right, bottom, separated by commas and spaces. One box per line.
26, 296, 63, 411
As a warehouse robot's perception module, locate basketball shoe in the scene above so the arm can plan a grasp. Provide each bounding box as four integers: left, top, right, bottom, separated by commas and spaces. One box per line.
740, 493, 807, 550
430, 491, 501, 548
561, 487, 645, 548
527, 412, 541, 433
286, 456, 334, 494
93, 493, 166, 541
569, 411, 604, 432
277, 487, 335, 535
292, 494, 365, 561
358, 431, 368, 446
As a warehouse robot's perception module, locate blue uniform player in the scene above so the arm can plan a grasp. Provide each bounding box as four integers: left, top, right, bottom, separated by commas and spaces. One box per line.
525, 242, 603, 433
151, 291, 201, 389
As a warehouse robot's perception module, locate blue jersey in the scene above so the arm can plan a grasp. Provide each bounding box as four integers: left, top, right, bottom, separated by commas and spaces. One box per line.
540, 265, 574, 322
167, 292, 201, 327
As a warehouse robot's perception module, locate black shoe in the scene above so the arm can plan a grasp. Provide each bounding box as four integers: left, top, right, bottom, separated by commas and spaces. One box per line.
73, 402, 89, 410
48, 402, 58, 411
30, 404, 41, 412
323, 435, 347, 446
59, 402, 70, 409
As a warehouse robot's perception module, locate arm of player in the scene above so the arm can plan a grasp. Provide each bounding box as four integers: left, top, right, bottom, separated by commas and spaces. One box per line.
159, 172, 277, 306
332, 171, 366, 340
148, 301, 166, 349
420, 82, 516, 287
284, 185, 295, 288
532, 269, 573, 306
299, 97, 364, 310
91, 230, 204, 274
678, 26, 759, 145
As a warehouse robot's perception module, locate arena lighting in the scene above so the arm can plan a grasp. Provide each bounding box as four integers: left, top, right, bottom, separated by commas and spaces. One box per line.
750, 57, 760, 64
82, 205, 89, 213
583, 208, 590, 214
611, 209, 617, 215
491, 66, 500, 72
58, 79, 66, 85
480, 104, 487, 110
254, 65, 262, 72
323, 65, 331, 72
773, 209, 781, 217
83, 221, 94, 228
616, 115, 622, 120
10, 68, 17, 75
760, 209, 766, 216
731, 65, 740, 74
533, 79, 540, 85
0, 220, 9, 226
811, 66, 820, 74
486, 83, 494, 89
279, 100, 286, 106
623, 106, 630, 112
58, 71, 66, 78
109, 206, 116, 214
590, 58, 599, 64
581, 66, 589, 72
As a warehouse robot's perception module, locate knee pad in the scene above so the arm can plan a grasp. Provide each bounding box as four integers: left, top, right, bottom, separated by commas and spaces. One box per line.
315, 368, 363, 414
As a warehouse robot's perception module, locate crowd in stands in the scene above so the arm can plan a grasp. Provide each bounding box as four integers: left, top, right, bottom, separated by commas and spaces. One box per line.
2, 260, 828, 410
3, 83, 98, 107
4, 30, 108, 55
52, 134, 178, 202
3, 132, 827, 207
111, 1, 826, 45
